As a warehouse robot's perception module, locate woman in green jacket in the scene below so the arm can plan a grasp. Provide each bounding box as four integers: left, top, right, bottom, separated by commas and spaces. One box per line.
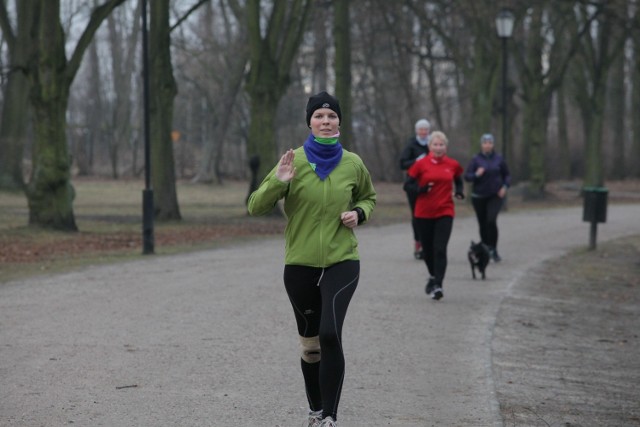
248, 91, 376, 427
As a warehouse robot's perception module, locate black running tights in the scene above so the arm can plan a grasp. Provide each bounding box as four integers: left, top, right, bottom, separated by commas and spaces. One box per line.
405, 189, 420, 242
283, 260, 359, 421
471, 195, 503, 249
416, 216, 453, 286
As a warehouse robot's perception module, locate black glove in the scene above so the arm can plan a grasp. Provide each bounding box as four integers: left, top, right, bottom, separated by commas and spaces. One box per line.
454, 176, 464, 199
418, 183, 434, 194
403, 177, 420, 194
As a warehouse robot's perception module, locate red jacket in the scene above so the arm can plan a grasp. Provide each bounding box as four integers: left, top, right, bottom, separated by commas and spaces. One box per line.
407, 153, 463, 218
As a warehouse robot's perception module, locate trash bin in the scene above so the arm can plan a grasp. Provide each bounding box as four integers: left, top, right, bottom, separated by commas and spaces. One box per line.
582, 186, 608, 223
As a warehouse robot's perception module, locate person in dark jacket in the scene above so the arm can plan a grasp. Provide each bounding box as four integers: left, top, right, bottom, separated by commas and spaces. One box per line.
464, 133, 511, 262
399, 119, 431, 260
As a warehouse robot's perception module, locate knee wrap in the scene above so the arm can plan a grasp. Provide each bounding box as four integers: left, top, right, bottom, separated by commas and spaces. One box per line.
299, 335, 321, 363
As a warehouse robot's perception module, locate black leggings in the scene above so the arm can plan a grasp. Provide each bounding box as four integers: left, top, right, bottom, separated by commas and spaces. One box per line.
471, 195, 503, 249
416, 216, 453, 287
283, 260, 359, 421
405, 189, 420, 242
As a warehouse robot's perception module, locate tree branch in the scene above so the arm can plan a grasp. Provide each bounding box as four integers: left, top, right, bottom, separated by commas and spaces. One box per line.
0, 1, 16, 49
170, 0, 210, 33
66, 0, 128, 86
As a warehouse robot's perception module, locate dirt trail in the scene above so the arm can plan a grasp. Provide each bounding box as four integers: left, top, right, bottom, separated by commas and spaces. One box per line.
493, 234, 640, 426
0, 204, 638, 426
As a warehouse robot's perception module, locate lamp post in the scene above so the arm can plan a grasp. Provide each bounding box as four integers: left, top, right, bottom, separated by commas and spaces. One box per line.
141, 0, 154, 254
495, 8, 515, 162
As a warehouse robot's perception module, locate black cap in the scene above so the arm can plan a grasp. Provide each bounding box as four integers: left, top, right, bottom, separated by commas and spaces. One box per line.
305, 91, 341, 126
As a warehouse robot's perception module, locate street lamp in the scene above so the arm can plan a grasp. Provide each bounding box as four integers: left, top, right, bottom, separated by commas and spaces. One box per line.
495, 8, 514, 161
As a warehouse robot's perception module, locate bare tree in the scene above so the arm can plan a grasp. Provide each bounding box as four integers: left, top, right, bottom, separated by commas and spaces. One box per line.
244, 0, 313, 193
571, 1, 627, 188
14, 0, 633, 193
512, 1, 593, 197
106, 0, 141, 178
149, 0, 181, 220
78, 27, 104, 176
26, 0, 127, 230
408, 1, 501, 155
183, 0, 249, 184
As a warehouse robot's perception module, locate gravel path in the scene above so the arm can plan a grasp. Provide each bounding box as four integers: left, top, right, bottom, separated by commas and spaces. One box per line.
1, 204, 638, 426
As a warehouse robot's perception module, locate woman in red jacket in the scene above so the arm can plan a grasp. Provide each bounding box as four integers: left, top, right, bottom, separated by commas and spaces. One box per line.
406, 131, 464, 301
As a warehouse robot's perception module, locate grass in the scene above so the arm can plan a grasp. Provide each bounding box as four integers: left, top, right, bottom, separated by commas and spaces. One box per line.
0, 179, 417, 283
1, 177, 638, 284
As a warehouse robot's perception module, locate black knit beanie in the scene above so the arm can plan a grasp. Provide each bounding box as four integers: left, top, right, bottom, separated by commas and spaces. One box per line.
305, 91, 341, 126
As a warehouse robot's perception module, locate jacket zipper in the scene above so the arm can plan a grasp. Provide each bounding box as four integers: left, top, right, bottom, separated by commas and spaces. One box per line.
319, 178, 327, 265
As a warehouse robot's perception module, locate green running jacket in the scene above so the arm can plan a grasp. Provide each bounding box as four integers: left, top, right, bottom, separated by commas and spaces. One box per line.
248, 147, 377, 268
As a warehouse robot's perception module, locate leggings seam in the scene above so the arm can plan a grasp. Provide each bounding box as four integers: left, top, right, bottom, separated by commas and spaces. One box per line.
288, 297, 310, 337
329, 272, 359, 415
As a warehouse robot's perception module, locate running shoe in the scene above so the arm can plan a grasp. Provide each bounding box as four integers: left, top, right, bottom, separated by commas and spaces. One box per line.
304, 410, 323, 427
425, 277, 436, 295
432, 287, 443, 300
319, 417, 338, 427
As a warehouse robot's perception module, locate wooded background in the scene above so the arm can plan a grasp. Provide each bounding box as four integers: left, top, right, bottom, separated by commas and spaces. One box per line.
0, 0, 638, 230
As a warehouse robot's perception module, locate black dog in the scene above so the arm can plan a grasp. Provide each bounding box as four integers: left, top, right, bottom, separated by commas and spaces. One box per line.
468, 240, 490, 280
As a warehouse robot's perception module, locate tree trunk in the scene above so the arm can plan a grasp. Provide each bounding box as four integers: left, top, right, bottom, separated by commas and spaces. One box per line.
0, 65, 30, 191
0, 1, 33, 191
608, 38, 626, 179
520, 6, 546, 198
212, 59, 246, 183
522, 86, 549, 198
192, 5, 248, 184
311, 3, 328, 93
26, 1, 78, 230
25, 0, 127, 230
247, 92, 280, 191
245, 0, 312, 190
107, 0, 140, 179
80, 34, 103, 177
150, 0, 181, 220
583, 106, 606, 187
556, 85, 571, 179
577, 53, 608, 188
467, 54, 497, 156
574, 2, 622, 188
421, 29, 445, 132
633, 28, 640, 178
28, 95, 77, 230
333, 0, 352, 150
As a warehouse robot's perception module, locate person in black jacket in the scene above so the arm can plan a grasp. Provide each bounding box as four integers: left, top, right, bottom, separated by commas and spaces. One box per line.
400, 118, 431, 259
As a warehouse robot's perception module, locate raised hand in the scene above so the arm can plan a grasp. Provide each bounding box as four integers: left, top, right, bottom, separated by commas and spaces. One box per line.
275, 149, 296, 182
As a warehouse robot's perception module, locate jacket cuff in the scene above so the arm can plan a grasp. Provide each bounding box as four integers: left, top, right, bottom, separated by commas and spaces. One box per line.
353, 207, 366, 225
